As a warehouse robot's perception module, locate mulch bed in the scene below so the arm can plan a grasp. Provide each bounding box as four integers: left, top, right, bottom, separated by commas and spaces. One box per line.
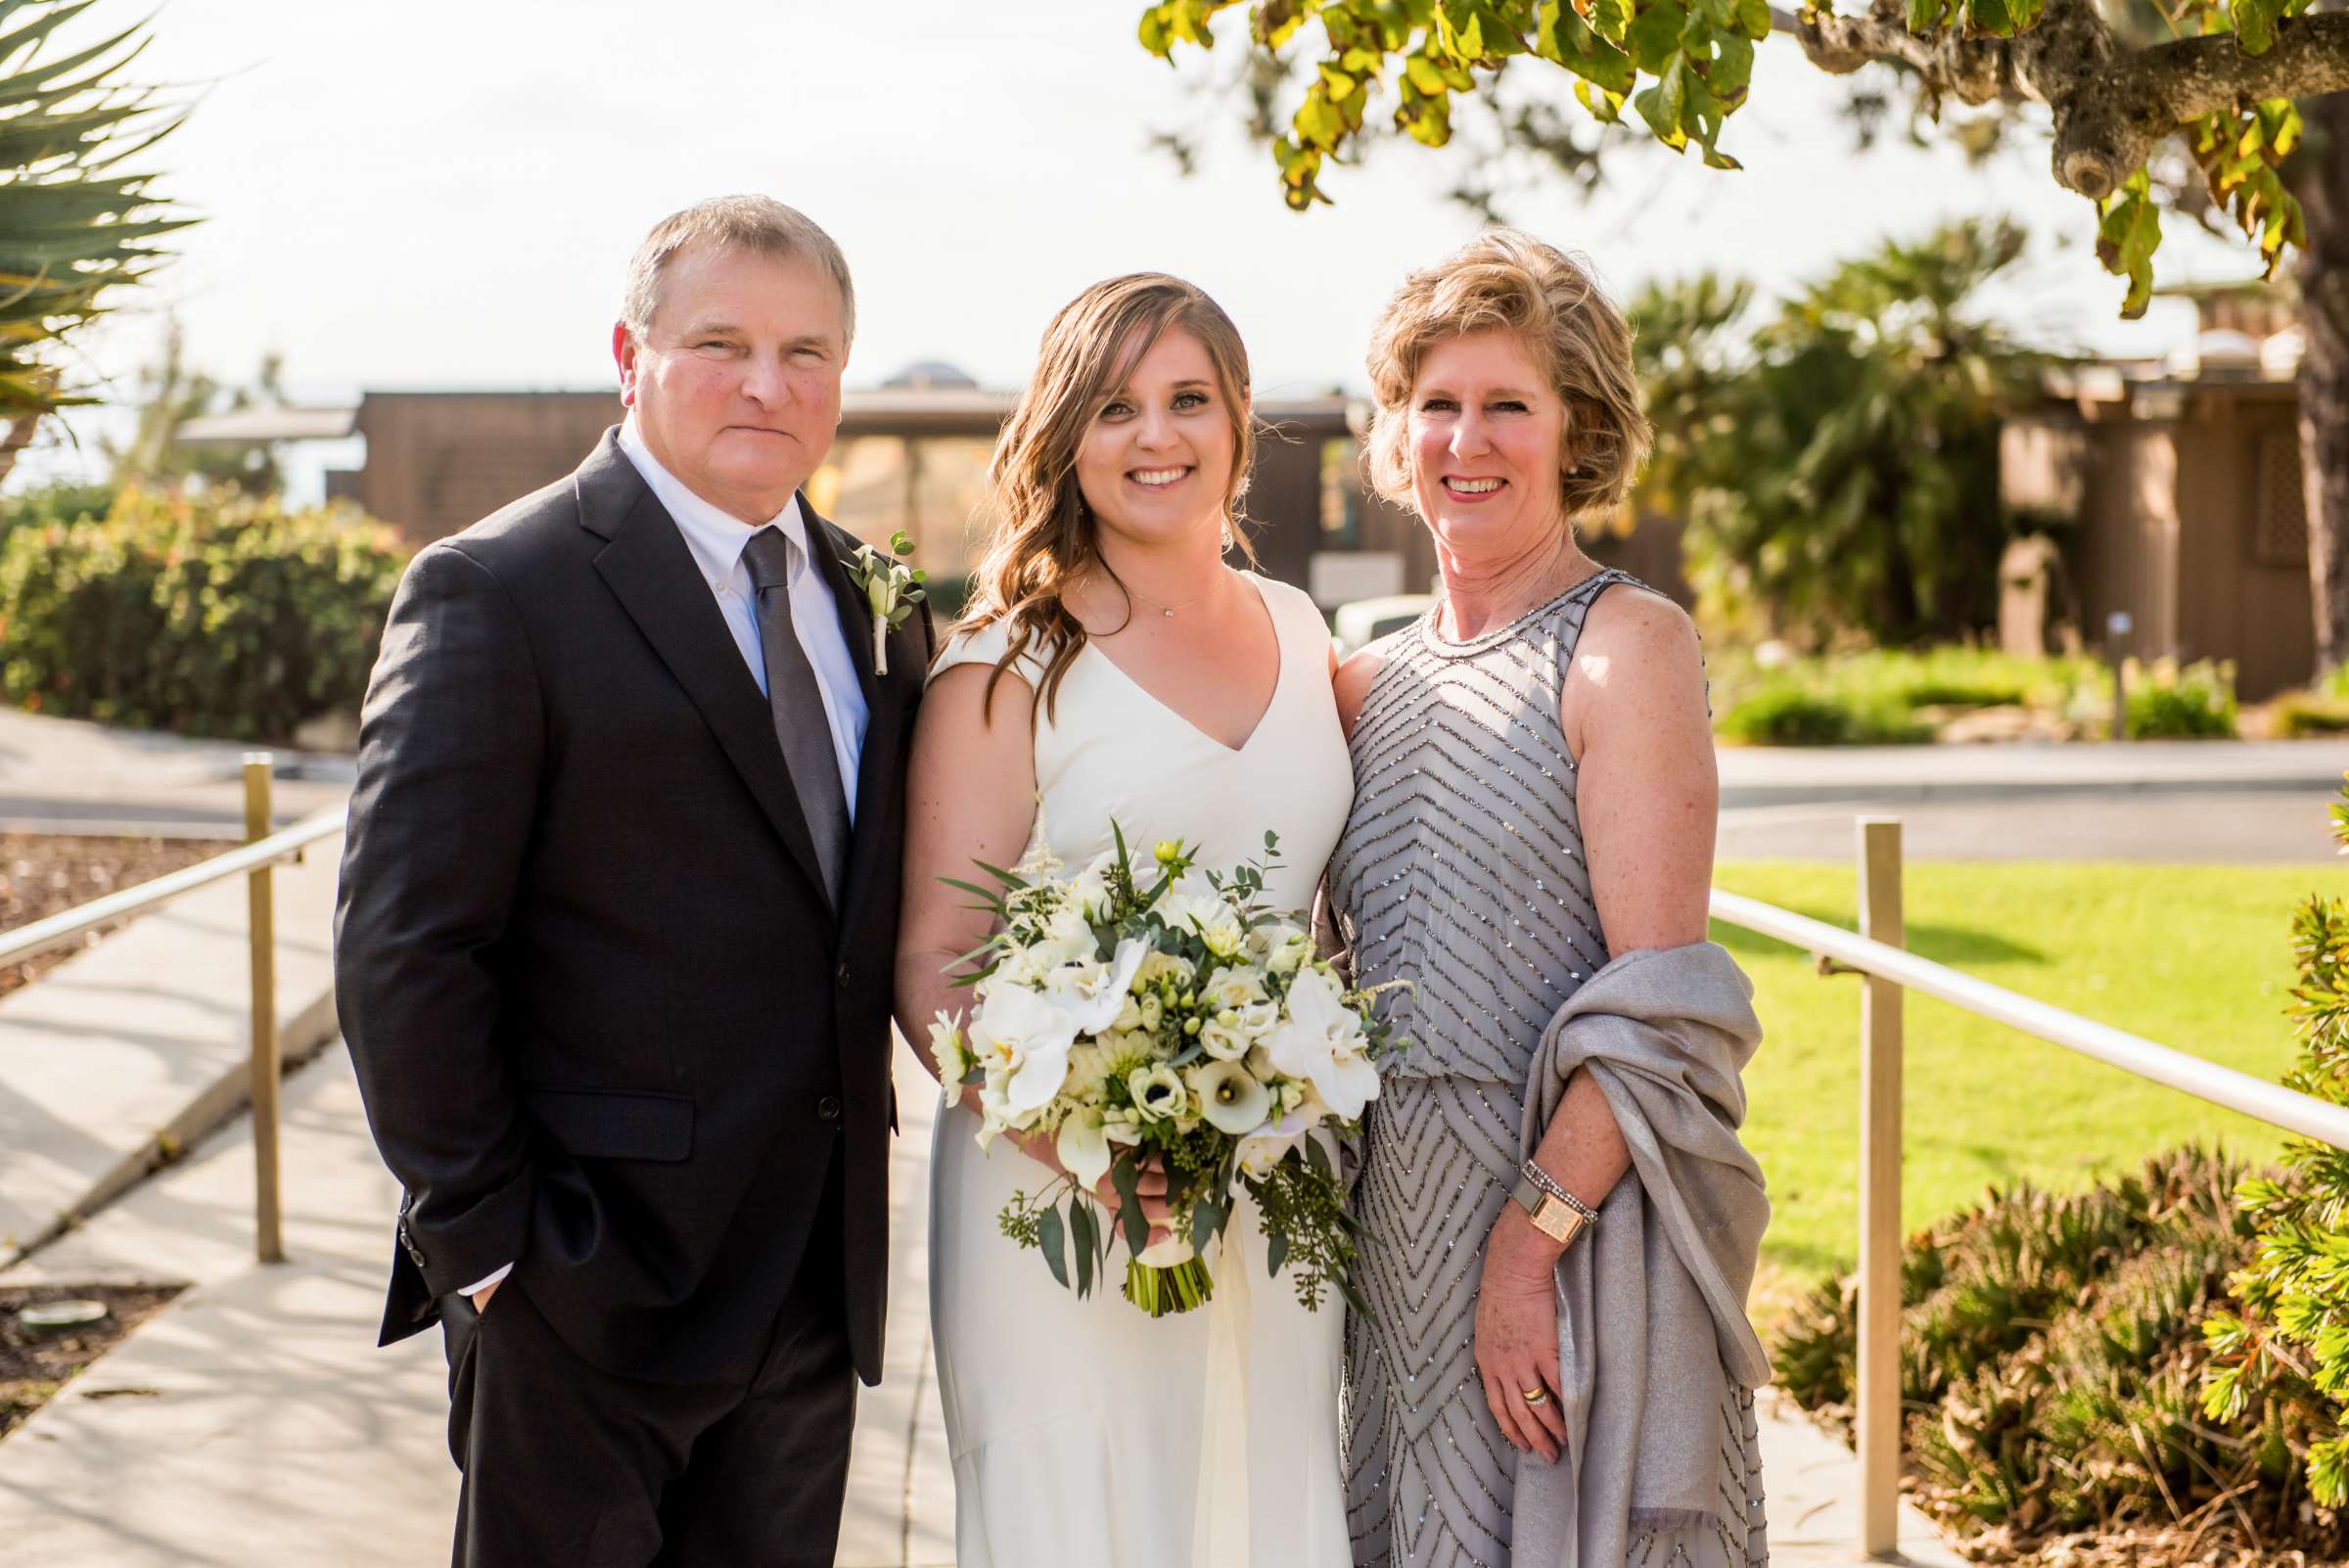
0, 1283, 185, 1439
0, 833, 222, 1000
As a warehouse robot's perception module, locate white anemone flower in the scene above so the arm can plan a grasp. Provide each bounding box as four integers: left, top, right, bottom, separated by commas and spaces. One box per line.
1191, 1058, 1273, 1135
1056, 1107, 1113, 1189
1261, 966, 1381, 1120
928, 1011, 973, 1107
970, 985, 1080, 1121
1128, 1062, 1190, 1124
1040, 937, 1150, 1036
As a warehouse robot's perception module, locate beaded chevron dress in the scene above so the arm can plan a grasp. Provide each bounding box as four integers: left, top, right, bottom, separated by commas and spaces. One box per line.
1328, 569, 1768, 1568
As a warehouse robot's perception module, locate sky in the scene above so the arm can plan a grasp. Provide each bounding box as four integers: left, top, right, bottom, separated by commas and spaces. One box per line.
23, 0, 2259, 486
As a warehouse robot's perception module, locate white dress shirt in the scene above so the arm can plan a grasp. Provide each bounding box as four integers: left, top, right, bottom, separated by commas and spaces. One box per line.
617, 417, 868, 815
461, 421, 872, 1301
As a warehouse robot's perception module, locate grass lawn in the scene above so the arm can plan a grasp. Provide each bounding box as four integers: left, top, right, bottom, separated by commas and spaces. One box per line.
1713, 859, 2327, 1293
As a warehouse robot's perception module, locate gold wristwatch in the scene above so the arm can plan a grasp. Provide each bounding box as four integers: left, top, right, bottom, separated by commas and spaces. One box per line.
1509, 1160, 1599, 1246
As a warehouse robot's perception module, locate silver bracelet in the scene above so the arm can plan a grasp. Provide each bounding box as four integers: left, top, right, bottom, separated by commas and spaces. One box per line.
1520, 1159, 1600, 1224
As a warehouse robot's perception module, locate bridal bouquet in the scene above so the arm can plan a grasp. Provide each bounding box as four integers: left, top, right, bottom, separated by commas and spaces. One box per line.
928, 828, 1396, 1316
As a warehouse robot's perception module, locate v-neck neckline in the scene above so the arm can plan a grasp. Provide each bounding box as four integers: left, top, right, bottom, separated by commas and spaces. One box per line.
1082, 572, 1284, 755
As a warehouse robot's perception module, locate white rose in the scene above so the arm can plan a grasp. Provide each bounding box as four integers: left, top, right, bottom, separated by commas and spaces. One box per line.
1202, 968, 1267, 1011
1198, 1015, 1254, 1062
1191, 1058, 1273, 1135
1267, 932, 1313, 976
1133, 950, 1196, 993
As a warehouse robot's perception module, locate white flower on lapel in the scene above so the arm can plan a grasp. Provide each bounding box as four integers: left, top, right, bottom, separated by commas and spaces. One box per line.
841, 529, 926, 675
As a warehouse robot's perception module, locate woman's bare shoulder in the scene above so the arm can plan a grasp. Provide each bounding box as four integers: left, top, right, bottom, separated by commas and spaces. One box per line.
1334, 626, 1416, 737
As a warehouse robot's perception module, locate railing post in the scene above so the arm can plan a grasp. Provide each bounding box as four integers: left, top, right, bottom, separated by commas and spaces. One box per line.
1857, 817, 1905, 1557
244, 754, 285, 1265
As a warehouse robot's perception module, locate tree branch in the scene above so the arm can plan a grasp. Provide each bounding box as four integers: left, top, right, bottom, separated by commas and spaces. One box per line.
1771, 0, 2349, 200
2055, 14, 2349, 198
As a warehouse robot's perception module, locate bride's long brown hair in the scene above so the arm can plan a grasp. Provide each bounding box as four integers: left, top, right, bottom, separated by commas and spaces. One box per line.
962, 273, 1259, 720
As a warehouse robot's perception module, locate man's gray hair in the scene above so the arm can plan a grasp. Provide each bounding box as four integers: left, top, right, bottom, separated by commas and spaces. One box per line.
620, 195, 856, 345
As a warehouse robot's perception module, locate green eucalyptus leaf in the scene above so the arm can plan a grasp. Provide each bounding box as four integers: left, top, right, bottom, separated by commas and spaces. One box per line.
1036, 1203, 1070, 1290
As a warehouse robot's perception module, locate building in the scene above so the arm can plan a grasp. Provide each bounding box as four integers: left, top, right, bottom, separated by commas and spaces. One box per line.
211, 368, 1465, 615
2000, 283, 2314, 702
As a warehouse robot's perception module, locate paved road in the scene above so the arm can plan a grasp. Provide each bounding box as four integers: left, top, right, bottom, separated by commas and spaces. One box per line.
1719, 788, 2339, 863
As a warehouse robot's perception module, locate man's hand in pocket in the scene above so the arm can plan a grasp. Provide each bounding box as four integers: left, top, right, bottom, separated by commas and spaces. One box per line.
470, 1279, 501, 1313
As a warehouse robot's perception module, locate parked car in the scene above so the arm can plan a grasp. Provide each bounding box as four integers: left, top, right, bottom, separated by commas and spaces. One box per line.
1333, 593, 1438, 657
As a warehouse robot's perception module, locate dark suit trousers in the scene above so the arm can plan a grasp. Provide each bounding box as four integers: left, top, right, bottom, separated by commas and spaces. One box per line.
440, 1159, 854, 1568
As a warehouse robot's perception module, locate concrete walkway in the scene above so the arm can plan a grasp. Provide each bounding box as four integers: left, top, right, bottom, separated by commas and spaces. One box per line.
0, 827, 344, 1269
0, 706, 351, 836
0, 1029, 1958, 1568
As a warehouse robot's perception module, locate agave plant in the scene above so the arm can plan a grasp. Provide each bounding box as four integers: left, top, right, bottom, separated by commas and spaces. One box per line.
0, 0, 189, 486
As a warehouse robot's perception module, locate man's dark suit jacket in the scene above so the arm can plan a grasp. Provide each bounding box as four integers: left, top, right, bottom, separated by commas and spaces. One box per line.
334, 428, 927, 1387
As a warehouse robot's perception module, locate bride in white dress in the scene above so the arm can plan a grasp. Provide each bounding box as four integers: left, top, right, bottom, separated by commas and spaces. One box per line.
893, 274, 1354, 1568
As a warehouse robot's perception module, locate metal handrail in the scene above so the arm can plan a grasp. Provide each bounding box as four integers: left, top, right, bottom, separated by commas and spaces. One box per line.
1708, 887, 2349, 1151
1708, 815, 2344, 1560
0, 804, 348, 970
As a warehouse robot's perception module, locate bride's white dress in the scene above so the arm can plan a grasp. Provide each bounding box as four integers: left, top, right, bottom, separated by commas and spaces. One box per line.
926, 572, 1355, 1568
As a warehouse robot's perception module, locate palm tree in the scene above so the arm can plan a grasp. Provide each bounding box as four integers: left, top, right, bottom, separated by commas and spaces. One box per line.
0, 0, 188, 488
1633, 220, 2051, 646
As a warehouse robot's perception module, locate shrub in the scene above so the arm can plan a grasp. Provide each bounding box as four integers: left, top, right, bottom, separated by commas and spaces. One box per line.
2274, 692, 2349, 738
1774, 1147, 2339, 1548
2204, 781, 2349, 1507
1706, 646, 2100, 745
1716, 683, 1934, 746
2119, 658, 2237, 740
0, 486, 409, 741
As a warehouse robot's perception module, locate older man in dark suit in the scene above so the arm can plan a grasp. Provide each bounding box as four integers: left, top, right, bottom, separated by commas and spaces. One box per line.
335, 195, 928, 1568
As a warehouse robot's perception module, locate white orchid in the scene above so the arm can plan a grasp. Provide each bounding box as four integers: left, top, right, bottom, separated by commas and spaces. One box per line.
970, 984, 1080, 1121
1261, 965, 1381, 1120
928, 1011, 973, 1107
1039, 937, 1150, 1036
1190, 1057, 1273, 1135
1234, 1110, 1314, 1177
1056, 1106, 1113, 1190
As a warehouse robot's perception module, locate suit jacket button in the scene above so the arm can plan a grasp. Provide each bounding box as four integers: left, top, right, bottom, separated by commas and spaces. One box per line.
836, 962, 852, 990
817, 1095, 843, 1123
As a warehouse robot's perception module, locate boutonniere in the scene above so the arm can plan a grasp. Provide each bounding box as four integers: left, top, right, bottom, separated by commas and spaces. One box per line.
842, 529, 926, 676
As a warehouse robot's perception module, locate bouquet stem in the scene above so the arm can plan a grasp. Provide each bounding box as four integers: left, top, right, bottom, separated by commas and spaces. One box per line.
1124, 1254, 1216, 1316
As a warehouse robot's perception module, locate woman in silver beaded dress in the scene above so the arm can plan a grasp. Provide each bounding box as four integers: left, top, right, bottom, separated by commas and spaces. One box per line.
1329, 230, 1773, 1568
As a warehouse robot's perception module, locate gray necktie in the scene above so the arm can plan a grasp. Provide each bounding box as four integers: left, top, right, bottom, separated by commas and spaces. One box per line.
741, 527, 850, 905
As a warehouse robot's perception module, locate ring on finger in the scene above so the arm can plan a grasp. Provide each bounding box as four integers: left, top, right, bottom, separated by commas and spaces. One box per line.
1520, 1385, 1549, 1407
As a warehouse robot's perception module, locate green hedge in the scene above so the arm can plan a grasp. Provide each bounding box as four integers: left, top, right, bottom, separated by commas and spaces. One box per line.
0, 487, 410, 742
1773, 1146, 2340, 1552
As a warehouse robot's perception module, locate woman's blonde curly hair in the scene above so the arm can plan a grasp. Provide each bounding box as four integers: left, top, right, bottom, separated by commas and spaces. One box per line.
960, 273, 1257, 720
1364, 228, 1651, 528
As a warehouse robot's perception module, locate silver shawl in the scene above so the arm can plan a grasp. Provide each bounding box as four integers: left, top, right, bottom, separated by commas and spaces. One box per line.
1508, 941, 1773, 1566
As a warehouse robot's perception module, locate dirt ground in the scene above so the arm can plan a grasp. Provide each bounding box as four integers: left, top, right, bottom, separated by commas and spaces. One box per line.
0, 1283, 185, 1439
0, 833, 221, 999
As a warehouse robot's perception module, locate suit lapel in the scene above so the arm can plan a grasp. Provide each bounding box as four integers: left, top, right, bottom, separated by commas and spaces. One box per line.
576, 434, 833, 912
807, 506, 919, 945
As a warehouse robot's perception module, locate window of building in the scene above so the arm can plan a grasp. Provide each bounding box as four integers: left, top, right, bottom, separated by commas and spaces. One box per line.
2256, 427, 2308, 570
